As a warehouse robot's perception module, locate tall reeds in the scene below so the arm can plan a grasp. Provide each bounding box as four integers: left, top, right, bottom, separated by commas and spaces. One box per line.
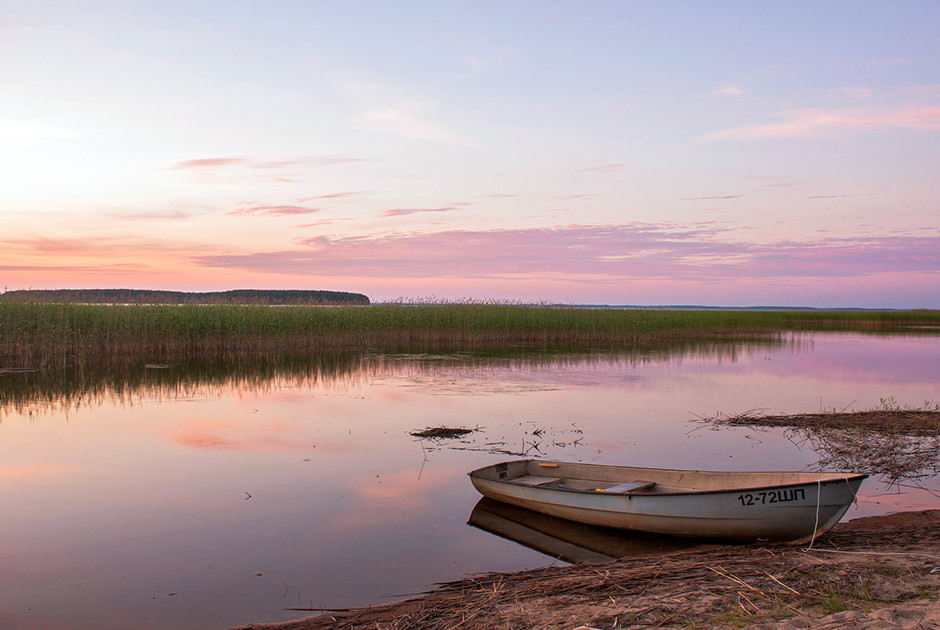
1, 301, 938, 369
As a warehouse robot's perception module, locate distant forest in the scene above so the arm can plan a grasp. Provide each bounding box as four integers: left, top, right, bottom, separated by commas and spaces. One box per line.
0, 289, 370, 306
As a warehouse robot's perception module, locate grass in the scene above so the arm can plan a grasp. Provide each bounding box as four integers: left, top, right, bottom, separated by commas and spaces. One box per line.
1, 301, 938, 368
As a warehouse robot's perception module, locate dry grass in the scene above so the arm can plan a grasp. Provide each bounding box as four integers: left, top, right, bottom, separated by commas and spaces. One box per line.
234, 510, 940, 630
704, 402, 940, 485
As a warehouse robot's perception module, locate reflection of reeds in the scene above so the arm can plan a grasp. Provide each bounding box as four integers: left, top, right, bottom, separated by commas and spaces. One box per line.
1, 342, 784, 420
2, 301, 938, 368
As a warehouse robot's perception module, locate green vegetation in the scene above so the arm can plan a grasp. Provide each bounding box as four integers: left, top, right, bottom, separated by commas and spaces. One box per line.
1, 301, 938, 368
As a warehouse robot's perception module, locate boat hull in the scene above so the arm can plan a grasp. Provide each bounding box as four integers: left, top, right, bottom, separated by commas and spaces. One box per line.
469, 460, 866, 543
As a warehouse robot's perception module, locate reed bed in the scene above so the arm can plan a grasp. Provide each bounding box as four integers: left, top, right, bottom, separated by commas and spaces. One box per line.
1, 301, 938, 369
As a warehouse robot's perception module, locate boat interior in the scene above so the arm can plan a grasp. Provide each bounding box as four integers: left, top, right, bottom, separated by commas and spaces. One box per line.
471, 459, 862, 494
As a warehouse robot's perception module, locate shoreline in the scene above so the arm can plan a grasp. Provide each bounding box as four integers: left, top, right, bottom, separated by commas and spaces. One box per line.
234, 509, 940, 630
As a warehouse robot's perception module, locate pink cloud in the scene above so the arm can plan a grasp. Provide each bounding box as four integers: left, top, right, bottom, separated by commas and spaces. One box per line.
292, 218, 355, 228
380, 207, 456, 217
168, 156, 367, 171
192, 224, 940, 282
227, 205, 320, 217
105, 209, 200, 220
702, 105, 940, 141
682, 195, 746, 201
575, 163, 622, 173
169, 157, 245, 169
806, 195, 849, 200
555, 194, 595, 201
294, 191, 368, 202
0, 235, 194, 255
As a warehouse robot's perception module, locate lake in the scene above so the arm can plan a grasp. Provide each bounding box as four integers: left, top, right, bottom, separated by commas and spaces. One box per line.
1, 332, 938, 629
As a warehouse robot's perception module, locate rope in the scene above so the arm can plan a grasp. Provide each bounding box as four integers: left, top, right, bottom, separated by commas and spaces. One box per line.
802, 480, 822, 551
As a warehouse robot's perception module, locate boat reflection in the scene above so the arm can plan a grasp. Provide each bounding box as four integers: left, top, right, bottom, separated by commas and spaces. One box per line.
468, 497, 705, 564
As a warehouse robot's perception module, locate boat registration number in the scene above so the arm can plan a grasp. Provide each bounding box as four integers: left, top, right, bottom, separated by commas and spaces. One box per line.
737, 488, 806, 507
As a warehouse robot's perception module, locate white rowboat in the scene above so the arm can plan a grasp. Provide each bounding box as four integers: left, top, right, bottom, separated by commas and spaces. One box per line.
469, 460, 867, 543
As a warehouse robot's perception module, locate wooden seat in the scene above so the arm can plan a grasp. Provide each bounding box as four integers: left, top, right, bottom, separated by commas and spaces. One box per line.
512, 475, 563, 486
599, 481, 655, 493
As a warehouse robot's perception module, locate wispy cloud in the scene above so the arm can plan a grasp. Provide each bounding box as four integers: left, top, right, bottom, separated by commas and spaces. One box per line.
294, 192, 368, 203
104, 209, 201, 220
0, 235, 194, 255
191, 224, 940, 281
358, 107, 467, 144
702, 106, 940, 141
806, 194, 849, 200
168, 156, 367, 171
555, 194, 595, 201
292, 218, 355, 228
575, 163, 622, 173
712, 86, 745, 97
461, 46, 513, 76
682, 195, 746, 201
380, 207, 457, 217
227, 204, 320, 217
170, 157, 245, 170
746, 176, 792, 188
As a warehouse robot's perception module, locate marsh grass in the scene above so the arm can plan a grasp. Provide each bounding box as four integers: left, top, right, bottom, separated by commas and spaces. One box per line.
1, 301, 938, 369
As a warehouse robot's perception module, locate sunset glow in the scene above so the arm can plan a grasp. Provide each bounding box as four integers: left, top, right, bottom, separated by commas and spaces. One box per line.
2, 2, 938, 306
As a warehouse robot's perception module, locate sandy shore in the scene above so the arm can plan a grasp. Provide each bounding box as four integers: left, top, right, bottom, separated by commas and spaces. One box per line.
234, 509, 939, 630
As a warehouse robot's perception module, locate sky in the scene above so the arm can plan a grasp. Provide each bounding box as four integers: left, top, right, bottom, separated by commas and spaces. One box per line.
1, 1, 938, 307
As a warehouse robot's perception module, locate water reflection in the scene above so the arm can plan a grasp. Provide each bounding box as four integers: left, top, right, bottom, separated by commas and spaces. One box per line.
0, 332, 938, 629
1, 337, 798, 420
468, 498, 703, 563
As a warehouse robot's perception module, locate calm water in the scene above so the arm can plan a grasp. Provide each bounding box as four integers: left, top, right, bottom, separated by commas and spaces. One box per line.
1, 333, 938, 629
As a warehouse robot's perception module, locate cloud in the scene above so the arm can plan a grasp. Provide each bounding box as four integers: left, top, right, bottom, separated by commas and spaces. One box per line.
169, 157, 246, 169
227, 204, 320, 217
830, 87, 872, 101
575, 163, 622, 173
168, 156, 366, 171
292, 218, 355, 228
712, 86, 745, 97
460, 46, 513, 77
702, 105, 940, 141
190, 223, 940, 281
555, 194, 594, 201
806, 194, 849, 200
746, 176, 792, 188
380, 207, 457, 217
682, 195, 746, 201
0, 235, 193, 255
357, 107, 467, 144
104, 209, 201, 220
294, 192, 368, 203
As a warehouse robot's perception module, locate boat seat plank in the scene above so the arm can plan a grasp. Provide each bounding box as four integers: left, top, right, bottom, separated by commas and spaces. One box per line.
600, 481, 655, 493
512, 475, 564, 486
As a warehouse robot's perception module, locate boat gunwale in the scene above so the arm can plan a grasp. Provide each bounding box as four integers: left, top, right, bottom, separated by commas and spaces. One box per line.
468, 459, 869, 498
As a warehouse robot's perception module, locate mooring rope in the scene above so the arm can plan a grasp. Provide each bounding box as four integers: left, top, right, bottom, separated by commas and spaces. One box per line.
802, 479, 823, 551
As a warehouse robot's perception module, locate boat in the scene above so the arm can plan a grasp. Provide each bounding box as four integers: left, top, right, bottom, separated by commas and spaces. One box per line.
468, 497, 704, 563
468, 459, 867, 543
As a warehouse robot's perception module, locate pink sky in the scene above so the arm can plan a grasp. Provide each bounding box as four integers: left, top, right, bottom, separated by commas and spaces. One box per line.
2, 3, 938, 307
